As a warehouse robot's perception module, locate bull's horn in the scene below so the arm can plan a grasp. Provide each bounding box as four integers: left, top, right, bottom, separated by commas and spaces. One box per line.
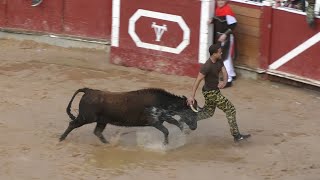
190, 104, 199, 113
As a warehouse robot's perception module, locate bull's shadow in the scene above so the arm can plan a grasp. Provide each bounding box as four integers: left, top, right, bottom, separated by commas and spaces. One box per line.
59, 87, 201, 145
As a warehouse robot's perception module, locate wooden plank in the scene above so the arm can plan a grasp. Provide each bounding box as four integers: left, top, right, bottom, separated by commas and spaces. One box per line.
236, 24, 260, 37
234, 33, 260, 68
236, 15, 260, 27
230, 5, 261, 18
236, 34, 260, 57
236, 54, 260, 68
228, 2, 263, 69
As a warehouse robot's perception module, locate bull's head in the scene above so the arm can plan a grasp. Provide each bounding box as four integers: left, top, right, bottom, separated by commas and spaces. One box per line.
181, 96, 202, 113
174, 97, 202, 131
186, 99, 202, 130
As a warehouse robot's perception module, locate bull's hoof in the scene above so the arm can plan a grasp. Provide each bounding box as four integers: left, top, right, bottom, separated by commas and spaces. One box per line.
101, 140, 109, 144
163, 140, 169, 145
179, 125, 184, 132
183, 129, 192, 135
59, 136, 65, 142
100, 138, 109, 144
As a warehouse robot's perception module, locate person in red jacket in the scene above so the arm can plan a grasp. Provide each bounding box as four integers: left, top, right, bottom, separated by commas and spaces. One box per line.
208, 0, 238, 88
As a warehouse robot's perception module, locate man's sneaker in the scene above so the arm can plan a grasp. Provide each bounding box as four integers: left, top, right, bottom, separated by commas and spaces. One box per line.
225, 81, 232, 88
234, 133, 251, 142
32, 0, 43, 7
232, 76, 237, 81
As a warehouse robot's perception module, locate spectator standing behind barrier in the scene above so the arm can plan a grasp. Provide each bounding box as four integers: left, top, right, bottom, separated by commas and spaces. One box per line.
31, 0, 43, 7
208, 0, 238, 88
306, 0, 316, 28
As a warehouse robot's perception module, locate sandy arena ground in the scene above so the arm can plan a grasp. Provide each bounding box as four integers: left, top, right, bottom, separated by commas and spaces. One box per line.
0, 38, 320, 180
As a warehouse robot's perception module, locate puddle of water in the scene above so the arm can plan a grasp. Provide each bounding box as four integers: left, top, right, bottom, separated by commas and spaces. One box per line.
86, 128, 244, 172
136, 127, 187, 152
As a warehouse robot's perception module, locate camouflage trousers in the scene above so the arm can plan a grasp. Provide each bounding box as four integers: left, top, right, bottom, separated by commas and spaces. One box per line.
197, 89, 240, 136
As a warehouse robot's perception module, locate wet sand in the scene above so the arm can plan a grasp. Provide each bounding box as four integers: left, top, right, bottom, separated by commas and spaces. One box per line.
0, 38, 320, 180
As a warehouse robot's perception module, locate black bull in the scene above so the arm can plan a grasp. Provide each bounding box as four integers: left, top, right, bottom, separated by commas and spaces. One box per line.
59, 88, 201, 145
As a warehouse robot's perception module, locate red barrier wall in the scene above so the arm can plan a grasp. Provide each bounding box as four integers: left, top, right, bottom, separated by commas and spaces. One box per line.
268, 9, 320, 81
0, 0, 319, 85
0, 0, 7, 27
63, 0, 112, 39
1, 0, 112, 40
110, 0, 202, 77
6, 0, 63, 33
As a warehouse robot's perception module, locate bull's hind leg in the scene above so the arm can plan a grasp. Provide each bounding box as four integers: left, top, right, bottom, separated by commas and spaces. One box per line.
59, 117, 87, 141
93, 122, 108, 143
153, 123, 169, 145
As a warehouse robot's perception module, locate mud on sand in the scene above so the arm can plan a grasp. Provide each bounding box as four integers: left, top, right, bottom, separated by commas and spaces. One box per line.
0, 38, 320, 180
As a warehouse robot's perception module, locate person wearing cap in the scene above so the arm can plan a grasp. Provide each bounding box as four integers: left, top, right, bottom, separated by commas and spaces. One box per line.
187, 43, 251, 142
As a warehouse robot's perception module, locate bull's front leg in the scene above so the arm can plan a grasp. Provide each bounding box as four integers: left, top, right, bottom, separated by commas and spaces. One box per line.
145, 107, 170, 145
166, 118, 184, 131
153, 122, 169, 145
159, 114, 183, 131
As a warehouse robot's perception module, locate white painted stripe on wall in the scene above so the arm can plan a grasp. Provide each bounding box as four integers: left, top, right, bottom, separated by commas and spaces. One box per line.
269, 32, 320, 70
111, 0, 121, 47
198, 0, 214, 64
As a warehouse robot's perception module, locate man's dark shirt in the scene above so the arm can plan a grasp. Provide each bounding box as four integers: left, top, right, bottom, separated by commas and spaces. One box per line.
200, 58, 224, 91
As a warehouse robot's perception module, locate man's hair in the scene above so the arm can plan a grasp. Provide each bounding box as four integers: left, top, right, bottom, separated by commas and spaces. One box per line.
209, 43, 222, 56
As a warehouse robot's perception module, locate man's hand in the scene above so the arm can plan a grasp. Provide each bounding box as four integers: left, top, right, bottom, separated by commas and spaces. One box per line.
219, 66, 228, 89
218, 34, 227, 43
218, 81, 227, 89
188, 72, 205, 106
187, 97, 195, 106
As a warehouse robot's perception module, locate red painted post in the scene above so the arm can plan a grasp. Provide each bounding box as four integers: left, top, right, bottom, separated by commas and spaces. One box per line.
0, 0, 7, 27
259, 5, 273, 70
110, 0, 206, 78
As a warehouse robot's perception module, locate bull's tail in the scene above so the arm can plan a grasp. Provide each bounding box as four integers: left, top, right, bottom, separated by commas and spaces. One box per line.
66, 88, 89, 120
